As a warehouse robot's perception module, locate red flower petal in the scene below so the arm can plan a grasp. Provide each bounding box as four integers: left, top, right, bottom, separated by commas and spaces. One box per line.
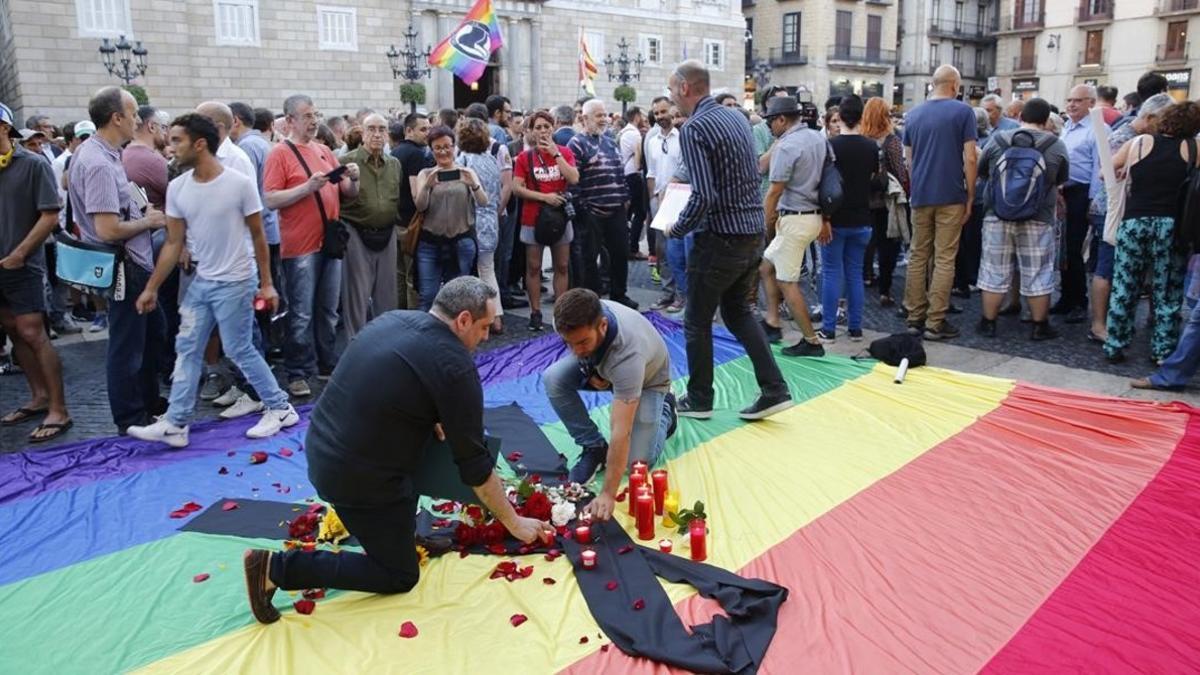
579, 636, 589, 644
169, 509, 190, 519
506, 451, 523, 462
432, 519, 452, 528
293, 599, 315, 615
487, 544, 507, 555
279, 448, 294, 457
519, 565, 534, 578
193, 573, 210, 583
509, 613, 528, 627
250, 451, 268, 464
221, 500, 239, 511
615, 488, 628, 503
529, 474, 541, 484
459, 549, 470, 558
182, 501, 203, 512
398, 621, 419, 638
618, 545, 633, 555
543, 548, 562, 561
542, 577, 556, 585
605, 581, 618, 591
217, 466, 229, 475
632, 598, 645, 611
302, 589, 326, 600
601, 644, 610, 652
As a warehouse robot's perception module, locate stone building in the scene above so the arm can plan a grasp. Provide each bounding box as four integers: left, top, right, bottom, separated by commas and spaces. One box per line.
994, 0, 1200, 106
894, 0, 998, 110
742, 0, 899, 108
0, 0, 746, 124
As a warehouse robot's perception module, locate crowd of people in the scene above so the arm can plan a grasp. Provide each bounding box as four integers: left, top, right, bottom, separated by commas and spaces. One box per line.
5, 61, 1200, 448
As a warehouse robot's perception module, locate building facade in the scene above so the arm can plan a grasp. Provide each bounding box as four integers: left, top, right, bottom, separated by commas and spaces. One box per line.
895, 0, 998, 110
0, 0, 745, 124
995, 0, 1200, 106
743, 0, 899, 108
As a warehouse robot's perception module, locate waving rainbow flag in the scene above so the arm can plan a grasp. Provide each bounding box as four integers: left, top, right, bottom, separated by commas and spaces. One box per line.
428, 0, 503, 85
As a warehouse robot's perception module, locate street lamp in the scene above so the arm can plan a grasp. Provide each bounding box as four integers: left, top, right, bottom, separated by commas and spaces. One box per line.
387, 23, 432, 114
752, 55, 772, 88
98, 34, 148, 85
604, 37, 645, 114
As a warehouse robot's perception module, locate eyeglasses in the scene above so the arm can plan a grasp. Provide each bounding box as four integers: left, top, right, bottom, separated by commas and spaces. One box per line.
364, 126, 387, 134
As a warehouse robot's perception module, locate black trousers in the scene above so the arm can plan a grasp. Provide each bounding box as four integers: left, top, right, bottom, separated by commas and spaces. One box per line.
625, 173, 648, 253
271, 497, 419, 594
953, 204, 984, 291
867, 207, 903, 296
576, 207, 629, 299
1061, 183, 1091, 309
683, 231, 787, 407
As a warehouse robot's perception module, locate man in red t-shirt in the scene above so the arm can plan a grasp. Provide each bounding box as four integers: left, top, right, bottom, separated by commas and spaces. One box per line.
512, 110, 579, 331
264, 94, 360, 398
1096, 85, 1124, 126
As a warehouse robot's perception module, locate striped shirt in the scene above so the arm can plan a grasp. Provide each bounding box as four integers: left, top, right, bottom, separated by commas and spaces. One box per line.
673, 96, 764, 236
567, 131, 628, 214
67, 134, 154, 272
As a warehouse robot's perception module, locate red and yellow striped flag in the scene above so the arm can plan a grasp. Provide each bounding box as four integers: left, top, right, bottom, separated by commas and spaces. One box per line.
578, 29, 598, 95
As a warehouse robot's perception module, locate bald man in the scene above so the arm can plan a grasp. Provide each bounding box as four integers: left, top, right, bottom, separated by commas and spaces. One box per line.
901, 65, 978, 340
197, 101, 255, 180
1053, 84, 1098, 323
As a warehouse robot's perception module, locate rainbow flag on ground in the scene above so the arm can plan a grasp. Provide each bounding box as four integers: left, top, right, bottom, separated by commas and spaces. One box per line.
579, 29, 598, 96
428, 0, 503, 85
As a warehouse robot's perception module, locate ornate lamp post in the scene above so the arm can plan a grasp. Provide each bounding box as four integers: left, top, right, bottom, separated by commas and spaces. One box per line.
98, 34, 148, 85
604, 37, 645, 114
387, 23, 432, 114
752, 56, 773, 89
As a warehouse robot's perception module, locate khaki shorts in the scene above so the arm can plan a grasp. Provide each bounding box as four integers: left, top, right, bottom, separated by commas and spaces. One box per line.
764, 213, 821, 283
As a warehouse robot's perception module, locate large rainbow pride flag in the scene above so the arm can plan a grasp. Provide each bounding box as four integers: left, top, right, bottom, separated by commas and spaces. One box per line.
2, 315, 1198, 673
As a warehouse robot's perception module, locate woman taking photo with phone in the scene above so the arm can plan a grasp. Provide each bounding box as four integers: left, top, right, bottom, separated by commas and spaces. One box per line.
413, 125, 488, 311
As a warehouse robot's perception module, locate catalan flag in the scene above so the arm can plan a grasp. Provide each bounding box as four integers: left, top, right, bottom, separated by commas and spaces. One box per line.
428, 0, 503, 85
579, 28, 598, 95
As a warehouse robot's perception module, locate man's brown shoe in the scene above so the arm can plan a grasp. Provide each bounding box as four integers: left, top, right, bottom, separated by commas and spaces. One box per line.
243, 549, 280, 624
1129, 378, 1161, 391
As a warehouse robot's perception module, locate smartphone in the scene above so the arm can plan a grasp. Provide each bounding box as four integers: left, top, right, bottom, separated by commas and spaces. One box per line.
437, 169, 462, 183
325, 165, 348, 183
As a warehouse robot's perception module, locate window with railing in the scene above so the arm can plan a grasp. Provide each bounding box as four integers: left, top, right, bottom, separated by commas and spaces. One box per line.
782, 13, 800, 56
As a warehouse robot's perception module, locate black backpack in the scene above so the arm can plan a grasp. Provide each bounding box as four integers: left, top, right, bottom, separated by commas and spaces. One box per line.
1176, 137, 1200, 251
866, 333, 927, 367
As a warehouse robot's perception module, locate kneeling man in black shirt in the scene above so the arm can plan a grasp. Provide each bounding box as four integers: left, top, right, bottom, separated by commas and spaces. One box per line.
243, 276, 553, 624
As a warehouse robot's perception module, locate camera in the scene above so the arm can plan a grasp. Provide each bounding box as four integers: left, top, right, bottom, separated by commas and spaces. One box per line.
563, 197, 576, 220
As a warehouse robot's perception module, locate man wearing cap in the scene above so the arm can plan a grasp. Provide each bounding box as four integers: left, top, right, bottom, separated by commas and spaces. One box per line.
0, 102, 73, 443
757, 96, 826, 358
17, 128, 49, 159
52, 121, 95, 231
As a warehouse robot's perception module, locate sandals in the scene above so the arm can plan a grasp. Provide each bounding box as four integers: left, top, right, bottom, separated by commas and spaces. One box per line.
28, 419, 73, 444
1, 406, 48, 426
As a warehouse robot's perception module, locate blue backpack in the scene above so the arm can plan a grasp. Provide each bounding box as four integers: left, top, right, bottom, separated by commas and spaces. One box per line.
990, 130, 1056, 222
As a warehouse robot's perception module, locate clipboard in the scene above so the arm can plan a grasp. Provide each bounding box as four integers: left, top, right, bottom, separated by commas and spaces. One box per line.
650, 183, 692, 232
412, 435, 502, 503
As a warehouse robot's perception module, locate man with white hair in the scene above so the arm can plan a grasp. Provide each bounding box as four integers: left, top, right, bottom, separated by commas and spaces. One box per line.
1053, 84, 1098, 324
981, 94, 1018, 132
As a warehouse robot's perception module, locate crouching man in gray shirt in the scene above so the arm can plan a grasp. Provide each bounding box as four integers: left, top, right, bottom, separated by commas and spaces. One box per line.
546, 288, 677, 520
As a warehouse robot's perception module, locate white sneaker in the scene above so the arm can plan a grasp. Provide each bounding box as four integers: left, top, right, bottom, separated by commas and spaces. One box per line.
212, 385, 244, 407
220, 393, 265, 420
127, 418, 190, 448
246, 405, 300, 439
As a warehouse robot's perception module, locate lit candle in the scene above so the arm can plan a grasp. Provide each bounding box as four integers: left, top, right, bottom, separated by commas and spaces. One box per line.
650, 470, 669, 515
581, 548, 597, 569
689, 518, 707, 562
631, 460, 649, 476
628, 472, 646, 516
575, 524, 591, 544
658, 539, 673, 553
661, 491, 680, 527
636, 491, 655, 540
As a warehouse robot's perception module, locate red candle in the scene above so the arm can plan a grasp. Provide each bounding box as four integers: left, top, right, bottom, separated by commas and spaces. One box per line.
689, 518, 707, 562
628, 472, 646, 515
650, 470, 668, 516
635, 492, 655, 540
574, 524, 591, 544
581, 549, 596, 569
631, 460, 649, 476
658, 538, 673, 553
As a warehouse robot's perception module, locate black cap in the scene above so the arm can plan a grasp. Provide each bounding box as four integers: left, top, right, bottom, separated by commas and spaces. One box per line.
762, 97, 801, 119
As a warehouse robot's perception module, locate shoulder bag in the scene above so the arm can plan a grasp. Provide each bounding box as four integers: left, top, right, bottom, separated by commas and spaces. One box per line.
526, 150, 568, 246
285, 141, 348, 259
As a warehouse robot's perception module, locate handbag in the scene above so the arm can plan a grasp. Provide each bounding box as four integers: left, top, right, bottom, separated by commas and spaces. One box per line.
818, 141, 845, 215
53, 231, 126, 300
356, 226, 396, 252
526, 150, 569, 246
285, 141, 349, 259
402, 211, 424, 256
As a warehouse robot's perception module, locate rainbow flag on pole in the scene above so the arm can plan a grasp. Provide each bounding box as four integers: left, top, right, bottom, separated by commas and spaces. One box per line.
579, 29, 598, 95
428, 0, 503, 85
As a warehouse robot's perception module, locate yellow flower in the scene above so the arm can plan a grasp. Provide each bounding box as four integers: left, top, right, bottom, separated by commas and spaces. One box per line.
415, 545, 430, 567
317, 506, 351, 545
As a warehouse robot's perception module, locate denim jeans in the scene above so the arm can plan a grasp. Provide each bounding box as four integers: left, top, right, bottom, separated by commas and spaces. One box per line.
820, 226, 872, 333
666, 233, 695, 296
166, 277, 289, 426
683, 231, 787, 408
107, 264, 167, 430
415, 236, 477, 311
1152, 300, 1200, 388
543, 354, 671, 466
282, 252, 342, 381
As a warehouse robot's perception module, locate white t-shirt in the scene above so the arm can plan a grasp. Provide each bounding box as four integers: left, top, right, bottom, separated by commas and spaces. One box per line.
217, 136, 256, 179
165, 167, 262, 282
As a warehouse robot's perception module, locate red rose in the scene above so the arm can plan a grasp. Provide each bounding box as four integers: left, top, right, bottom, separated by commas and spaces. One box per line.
520, 491, 553, 521
465, 505, 485, 524
482, 521, 508, 545
454, 522, 481, 547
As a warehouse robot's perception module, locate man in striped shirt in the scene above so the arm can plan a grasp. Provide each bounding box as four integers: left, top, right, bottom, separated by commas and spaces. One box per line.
666, 60, 793, 421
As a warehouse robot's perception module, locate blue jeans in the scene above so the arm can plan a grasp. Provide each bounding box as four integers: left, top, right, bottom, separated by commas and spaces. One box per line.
1151, 300, 1200, 388
107, 264, 167, 430
820, 226, 872, 333
282, 252, 342, 381
666, 233, 695, 296
543, 355, 671, 467
166, 278, 289, 426
416, 237, 477, 311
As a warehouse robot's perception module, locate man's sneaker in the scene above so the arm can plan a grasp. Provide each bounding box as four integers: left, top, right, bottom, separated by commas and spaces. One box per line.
1031, 320, 1060, 341
52, 316, 83, 335
664, 392, 678, 439
782, 340, 825, 357
817, 328, 836, 343
809, 305, 823, 323
667, 298, 686, 314
0, 355, 21, 376
739, 393, 794, 421
500, 295, 529, 310
923, 321, 960, 340
848, 329, 864, 342
528, 310, 544, 332
89, 313, 108, 333
220, 394, 265, 420
613, 295, 639, 310
760, 319, 783, 344
246, 405, 300, 439
200, 373, 227, 401
676, 395, 713, 420
287, 379, 312, 398
568, 443, 608, 484
905, 322, 924, 336
243, 549, 280, 624
213, 385, 245, 407
836, 306, 847, 325
653, 292, 676, 310
126, 418, 190, 449
977, 318, 997, 337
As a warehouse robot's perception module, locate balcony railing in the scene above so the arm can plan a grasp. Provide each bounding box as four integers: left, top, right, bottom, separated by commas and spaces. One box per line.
1077, 49, 1107, 70
827, 45, 898, 67
928, 19, 998, 41
1157, 0, 1200, 15
1012, 54, 1038, 73
1078, 0, 1114, 22
769, 46, 809, 66
999, 10, 1046, 32
1157, 41, 1190, 63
